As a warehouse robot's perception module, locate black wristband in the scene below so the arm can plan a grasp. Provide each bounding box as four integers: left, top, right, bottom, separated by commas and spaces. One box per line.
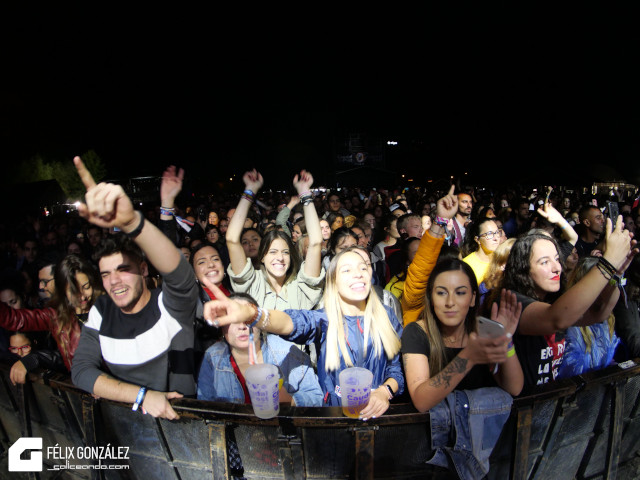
124, 211, 145, 239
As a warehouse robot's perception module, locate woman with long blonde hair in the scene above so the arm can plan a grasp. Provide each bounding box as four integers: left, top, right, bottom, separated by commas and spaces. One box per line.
200, 247, 404, 420
557, 256, 620, 378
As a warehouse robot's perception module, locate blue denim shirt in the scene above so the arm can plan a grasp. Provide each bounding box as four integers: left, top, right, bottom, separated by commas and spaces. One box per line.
283, 306, 405, 406
196, 334, 323, 407
427, 387, 513, 480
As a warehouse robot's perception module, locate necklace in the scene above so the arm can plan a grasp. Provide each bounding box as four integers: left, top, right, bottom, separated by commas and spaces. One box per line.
443, 332, 465, 346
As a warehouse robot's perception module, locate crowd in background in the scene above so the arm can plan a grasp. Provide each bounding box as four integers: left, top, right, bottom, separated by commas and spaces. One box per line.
0, 165, 638, 478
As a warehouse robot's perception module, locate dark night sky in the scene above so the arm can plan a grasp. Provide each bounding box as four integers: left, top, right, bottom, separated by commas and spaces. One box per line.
3, 6, 640, 193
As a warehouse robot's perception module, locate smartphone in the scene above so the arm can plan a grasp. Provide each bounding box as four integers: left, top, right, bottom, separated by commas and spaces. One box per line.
607, 201, 620, 226
477, 316, 505, 338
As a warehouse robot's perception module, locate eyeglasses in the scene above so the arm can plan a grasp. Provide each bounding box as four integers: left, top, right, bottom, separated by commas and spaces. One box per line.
39, 278, 54, 287
477, 229, 503, 240
9, 344, 31, 354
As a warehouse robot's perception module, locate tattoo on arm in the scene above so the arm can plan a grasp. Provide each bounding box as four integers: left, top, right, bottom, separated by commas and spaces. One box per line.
428, 356, 468, 389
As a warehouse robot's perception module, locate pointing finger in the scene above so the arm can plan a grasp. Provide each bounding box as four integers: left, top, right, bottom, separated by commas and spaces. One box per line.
74, 156, 97, 189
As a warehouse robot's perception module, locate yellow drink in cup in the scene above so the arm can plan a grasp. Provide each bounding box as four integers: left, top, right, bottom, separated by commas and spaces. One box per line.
339, 367, 373, 418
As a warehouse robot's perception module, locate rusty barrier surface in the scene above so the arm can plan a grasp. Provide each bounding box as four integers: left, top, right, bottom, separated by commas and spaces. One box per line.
1, 360, 640, 479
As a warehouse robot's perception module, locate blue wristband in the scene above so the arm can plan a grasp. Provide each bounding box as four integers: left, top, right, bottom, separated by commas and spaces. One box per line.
132, 387, 147, 411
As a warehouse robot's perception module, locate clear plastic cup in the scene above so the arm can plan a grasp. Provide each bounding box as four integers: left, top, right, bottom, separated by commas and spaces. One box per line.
245, 363, 280, 419
339, 367, 373, 418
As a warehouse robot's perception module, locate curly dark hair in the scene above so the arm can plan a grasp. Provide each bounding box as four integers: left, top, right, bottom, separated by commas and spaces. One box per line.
501, 232, 562, 301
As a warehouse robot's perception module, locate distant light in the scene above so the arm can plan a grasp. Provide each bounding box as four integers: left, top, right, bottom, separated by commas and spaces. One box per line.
229, 178, 233, 181
464, 172, 468, 175
402, 174, 405, 178
450, 176, 454, 179
387, 141, 398, 146
139, 203, 143, 206
408, 179, 414, 182
73, 202, 81, 208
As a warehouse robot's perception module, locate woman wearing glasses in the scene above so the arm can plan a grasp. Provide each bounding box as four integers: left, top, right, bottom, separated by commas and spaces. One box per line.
461, 219, 503, 285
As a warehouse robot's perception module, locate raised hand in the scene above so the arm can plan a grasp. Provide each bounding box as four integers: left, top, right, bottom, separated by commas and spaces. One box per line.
243, 169, 264, 193
436, 185, 458, 220
74, 156, 137, 230
160, 165, 184, 204
536, 201, 564, 225
293, 170, 314, 194
490, 289, 522, 336
200, 275, 253, 327
603, 216, 635, 272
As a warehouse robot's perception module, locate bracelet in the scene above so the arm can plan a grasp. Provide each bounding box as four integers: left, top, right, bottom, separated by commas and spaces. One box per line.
241, 193, 255, 203
598, 256, 617, 273
559, 223, 569, 230
261, 308, 271, 329
428, 227, 445, 238
124, 211, 145, 239
132, 386, 147, 411
246, 304, 261, 328
435, 216, 449, 227
160, 207, 175, 217
384, 384, 395, 400
507, 346, 516, 358
299, 191, 314, 207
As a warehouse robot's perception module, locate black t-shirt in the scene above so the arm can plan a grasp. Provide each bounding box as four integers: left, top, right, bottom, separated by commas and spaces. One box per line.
401, 321, 497, 391
575, 237, 599, 258
513, 292, 566, 387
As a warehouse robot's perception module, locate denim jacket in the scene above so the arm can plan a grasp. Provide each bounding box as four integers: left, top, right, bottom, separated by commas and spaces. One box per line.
427, 387, 513, 480
283, 306, 405, 406
196, 334, 323, 407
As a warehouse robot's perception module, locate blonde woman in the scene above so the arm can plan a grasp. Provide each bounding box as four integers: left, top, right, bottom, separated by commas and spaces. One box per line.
201, 248, 404, 420
557, 256, 620, 378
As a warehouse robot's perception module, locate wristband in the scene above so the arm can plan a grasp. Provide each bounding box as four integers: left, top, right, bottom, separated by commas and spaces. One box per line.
160, 207, 175, 217
435, 216, 449, 227
132, 386, 147, 411
124, 211, 145, 239
246, 304, 261, 328
507, 346, 516, 358
261, 308, 271, 329
384, 384, 395, 400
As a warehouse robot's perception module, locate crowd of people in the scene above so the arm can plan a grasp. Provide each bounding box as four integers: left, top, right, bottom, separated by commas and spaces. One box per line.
1, 157, 639, 478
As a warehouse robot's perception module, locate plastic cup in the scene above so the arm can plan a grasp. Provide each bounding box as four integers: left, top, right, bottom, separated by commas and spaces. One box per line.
339, 367, 373, 418
245, 363, 280, 419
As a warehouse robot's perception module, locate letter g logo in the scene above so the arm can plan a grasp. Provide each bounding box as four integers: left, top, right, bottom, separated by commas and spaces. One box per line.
9, 437, 43, 472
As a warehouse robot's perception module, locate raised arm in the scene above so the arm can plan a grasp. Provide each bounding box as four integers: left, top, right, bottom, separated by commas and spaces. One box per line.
226, 169, 263, 275
293, 170, 322, 277
74, 156, 182, 275
519, 217, 637, 335
158, 165, 184, 245
401, 185, 456, 324
537, 201, 578, 245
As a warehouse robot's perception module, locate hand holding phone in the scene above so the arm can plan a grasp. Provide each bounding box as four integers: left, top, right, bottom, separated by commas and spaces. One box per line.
477, 316, 505, 338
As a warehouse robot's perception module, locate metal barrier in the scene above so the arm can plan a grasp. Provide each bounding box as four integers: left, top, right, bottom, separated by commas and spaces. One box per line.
1, 360, 640, 479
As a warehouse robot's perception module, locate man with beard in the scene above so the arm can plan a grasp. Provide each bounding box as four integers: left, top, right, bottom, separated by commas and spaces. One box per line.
71, 158, 198, 420
451, 192, 473, 247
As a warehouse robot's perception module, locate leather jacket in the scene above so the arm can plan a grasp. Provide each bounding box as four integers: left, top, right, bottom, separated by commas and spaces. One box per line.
0, 301, 80, 371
